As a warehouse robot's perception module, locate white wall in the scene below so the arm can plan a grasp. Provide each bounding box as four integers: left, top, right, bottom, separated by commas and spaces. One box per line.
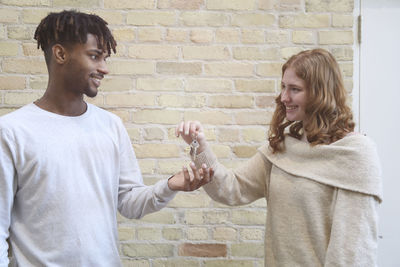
358, 0, 400, 266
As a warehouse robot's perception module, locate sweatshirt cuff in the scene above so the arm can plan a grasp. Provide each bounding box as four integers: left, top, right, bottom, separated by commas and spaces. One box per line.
192, 146, 218, 170
154, 178, 178, 203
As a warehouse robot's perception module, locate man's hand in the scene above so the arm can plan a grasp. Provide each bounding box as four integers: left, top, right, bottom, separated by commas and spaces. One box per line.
168, 162, 213, 191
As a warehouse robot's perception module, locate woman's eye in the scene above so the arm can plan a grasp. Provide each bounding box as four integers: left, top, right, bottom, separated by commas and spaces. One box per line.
90, 55, 97, 60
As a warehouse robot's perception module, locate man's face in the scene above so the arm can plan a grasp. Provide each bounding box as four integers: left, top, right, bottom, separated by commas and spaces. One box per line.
64, 33, 109, 98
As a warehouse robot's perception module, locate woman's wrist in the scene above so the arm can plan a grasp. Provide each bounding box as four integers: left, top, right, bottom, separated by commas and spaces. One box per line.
197, 145, 206, 155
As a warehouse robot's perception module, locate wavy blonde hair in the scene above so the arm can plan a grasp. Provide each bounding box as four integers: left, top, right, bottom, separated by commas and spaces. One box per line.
268, 49, 355, 153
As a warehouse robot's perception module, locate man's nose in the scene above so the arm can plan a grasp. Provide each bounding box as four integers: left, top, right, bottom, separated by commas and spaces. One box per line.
98, 60, 109, 75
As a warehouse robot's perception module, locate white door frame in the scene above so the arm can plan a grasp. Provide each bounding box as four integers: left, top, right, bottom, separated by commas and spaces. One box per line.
356, 1, 400, 266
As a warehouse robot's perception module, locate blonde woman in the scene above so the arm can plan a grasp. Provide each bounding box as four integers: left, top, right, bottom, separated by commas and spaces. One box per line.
177, 49, 382, 266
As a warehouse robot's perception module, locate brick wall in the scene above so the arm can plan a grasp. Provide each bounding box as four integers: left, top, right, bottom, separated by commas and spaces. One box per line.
0, 0, 355, 266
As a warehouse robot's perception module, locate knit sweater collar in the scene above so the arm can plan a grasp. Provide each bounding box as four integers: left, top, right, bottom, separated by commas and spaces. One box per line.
259, 134, 383, 202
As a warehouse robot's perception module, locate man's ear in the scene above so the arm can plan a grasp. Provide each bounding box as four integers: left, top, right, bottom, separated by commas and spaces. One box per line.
52, 44, 68, 64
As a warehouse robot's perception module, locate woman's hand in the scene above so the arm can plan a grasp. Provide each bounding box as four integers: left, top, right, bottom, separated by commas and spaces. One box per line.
168, 162, 213, 191
176, 121, 208, 155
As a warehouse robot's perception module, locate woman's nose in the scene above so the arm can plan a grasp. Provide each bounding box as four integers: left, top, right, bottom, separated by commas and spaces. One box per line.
281, 88, 289, 102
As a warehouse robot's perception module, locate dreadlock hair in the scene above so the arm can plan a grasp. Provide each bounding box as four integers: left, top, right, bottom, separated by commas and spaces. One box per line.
268, 49, 355, 153
34, 10, 117, 66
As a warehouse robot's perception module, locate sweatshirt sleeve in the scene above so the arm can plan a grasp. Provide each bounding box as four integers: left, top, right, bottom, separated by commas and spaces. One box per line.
0, 129, 17, 266
197, 146, 271, 206
324, 188, 379, 267
116, 122, 177, 219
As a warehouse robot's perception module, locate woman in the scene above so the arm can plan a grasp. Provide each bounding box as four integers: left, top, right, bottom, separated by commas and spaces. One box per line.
176, 49, 382, 266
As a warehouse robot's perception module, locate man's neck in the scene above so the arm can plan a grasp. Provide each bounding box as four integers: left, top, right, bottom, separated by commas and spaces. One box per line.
35, 89, 87, 117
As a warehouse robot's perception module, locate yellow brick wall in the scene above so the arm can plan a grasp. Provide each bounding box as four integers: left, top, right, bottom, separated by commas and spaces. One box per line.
0, 0, 355, 265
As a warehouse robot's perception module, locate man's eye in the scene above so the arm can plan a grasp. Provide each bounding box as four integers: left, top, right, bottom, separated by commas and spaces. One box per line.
90, 55, 98, 60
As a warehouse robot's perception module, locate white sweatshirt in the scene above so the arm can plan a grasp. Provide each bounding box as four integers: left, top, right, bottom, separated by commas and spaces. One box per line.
0, 103, 177, 267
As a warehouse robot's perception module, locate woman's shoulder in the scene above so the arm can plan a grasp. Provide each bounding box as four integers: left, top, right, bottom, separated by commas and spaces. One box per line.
345, 131, 361, 137
256, 143, 270, 159
336, 131, 377, 149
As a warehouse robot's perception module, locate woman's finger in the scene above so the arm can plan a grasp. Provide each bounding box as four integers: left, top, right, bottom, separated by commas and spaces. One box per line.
176, 121, 184, 137
190, 122, 198, 137
184, 121, 192, 136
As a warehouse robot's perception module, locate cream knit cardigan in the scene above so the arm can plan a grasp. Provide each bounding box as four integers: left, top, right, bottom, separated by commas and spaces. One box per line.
197, 134, 382, 267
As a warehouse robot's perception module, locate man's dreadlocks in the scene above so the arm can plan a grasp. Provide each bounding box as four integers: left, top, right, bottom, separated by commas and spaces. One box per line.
34, 10, 117, 65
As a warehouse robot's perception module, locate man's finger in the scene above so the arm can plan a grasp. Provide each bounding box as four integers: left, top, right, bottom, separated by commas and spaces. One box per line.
189, 162, 202, 189
199, 165, 212, 186
182, 166, 191, 191
190, 162, 200, 181
209, 168, 214, 182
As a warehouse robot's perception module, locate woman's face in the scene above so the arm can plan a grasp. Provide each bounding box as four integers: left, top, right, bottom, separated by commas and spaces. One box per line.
281, 67, 307, 122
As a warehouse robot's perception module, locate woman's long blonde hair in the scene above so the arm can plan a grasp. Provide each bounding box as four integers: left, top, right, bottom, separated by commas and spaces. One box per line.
268, 49, 355, 153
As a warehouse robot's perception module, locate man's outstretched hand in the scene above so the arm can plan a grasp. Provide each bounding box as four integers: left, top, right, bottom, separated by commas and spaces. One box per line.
168, 162, 213, 191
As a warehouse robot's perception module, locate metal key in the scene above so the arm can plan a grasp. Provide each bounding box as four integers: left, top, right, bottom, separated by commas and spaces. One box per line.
190, 134, 199, 160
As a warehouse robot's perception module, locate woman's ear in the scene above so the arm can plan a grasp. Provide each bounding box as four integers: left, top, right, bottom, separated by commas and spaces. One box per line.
52, 44, 67, 64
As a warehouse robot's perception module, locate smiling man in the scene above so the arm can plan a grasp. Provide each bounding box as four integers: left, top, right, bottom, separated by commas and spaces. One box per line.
0, 10, 212, 266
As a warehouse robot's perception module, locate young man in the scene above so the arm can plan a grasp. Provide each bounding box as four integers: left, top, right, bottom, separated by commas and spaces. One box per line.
0, 10, 212, 266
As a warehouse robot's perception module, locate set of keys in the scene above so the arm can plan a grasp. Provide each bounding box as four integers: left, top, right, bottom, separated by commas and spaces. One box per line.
190, 134, 200, 160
